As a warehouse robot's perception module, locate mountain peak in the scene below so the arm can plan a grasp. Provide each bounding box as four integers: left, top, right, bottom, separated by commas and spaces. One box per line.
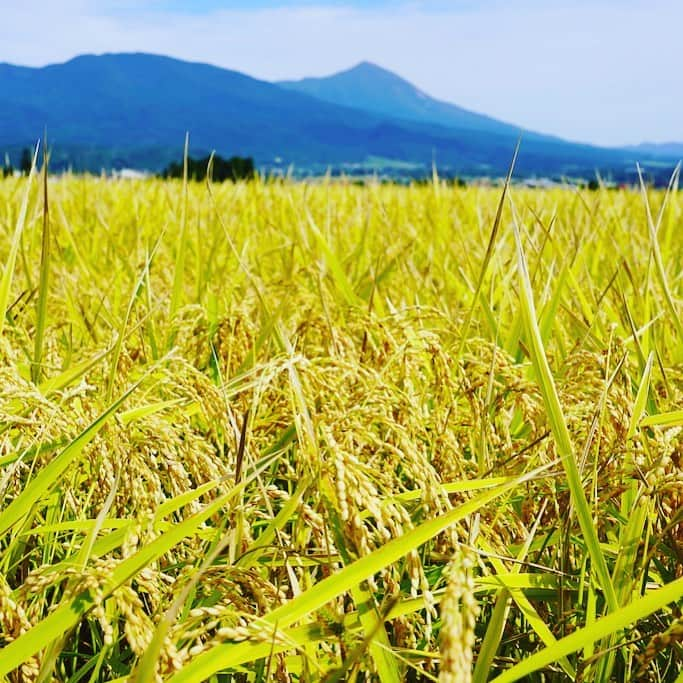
346, 60, 392, 74
329, 60, 410, 85
278, 61, 526, 139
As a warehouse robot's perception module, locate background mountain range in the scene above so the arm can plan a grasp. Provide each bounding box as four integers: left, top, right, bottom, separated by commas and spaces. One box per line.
0, 52, 679, 181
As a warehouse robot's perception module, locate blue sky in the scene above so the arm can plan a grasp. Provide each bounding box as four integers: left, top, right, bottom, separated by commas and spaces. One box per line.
136, 0, 451, 10
1, 0, 680, 146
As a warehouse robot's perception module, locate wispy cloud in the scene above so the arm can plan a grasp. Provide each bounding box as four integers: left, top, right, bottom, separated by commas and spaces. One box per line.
1, 1, 679, 145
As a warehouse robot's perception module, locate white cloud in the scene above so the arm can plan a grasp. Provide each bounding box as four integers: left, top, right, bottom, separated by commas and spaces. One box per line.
0, 1, 680, 145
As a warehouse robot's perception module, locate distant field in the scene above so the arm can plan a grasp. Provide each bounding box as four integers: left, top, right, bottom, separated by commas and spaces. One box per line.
0, 172, 681, 682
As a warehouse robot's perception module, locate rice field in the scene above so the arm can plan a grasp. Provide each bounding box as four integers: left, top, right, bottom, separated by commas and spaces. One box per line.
0, 164, 681, 682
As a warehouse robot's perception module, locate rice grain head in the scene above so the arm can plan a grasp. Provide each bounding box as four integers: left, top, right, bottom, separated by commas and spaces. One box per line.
438, 547, 480, 683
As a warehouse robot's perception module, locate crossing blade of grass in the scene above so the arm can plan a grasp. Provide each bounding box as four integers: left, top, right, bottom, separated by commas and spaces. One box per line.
167, 463, 553, 683
0, 142, 38, 338
23, 468, 262, 584
167, 621, 344, 683
168, 132, 190, 328
637, 164, 683, 352
490, 576, 683, 683
627, 351, 654, 440
348, 584, 401, 683
0, 376, 143, 538
35, 465, 123, 683
236, 476, 311, 567
457, 139, 519, 358
510, 200, 618, 614
31, 140, 50, 384
106, 227, 166, 402
131, 514, 234, 683
0, 481, 244, 678
621, 350, 654, 540
305, 210, 363, 308
324, 486, 401, 683
143, 448, 271, 675
38, 308, 157, 397
474, 536, 576, 679
20, 518, 128, 537
473, 501, 549, 683
473, 589, 511, 681
380, 476, 516, 509
640, 410, 683, 428
205, 175, 288, 356
595, 488, 650, 681
119, 398, 188, 425
323, 595, 400, 683
539, 264, 568, 346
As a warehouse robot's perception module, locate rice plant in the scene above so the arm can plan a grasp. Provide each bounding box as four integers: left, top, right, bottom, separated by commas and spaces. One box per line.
0, 169, 681, 682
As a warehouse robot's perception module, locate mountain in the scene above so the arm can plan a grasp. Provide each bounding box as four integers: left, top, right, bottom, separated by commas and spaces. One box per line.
279, 61, 539, 140
0, 53, 672, 180
623, 142, 683, 159
0, 53, 396, 167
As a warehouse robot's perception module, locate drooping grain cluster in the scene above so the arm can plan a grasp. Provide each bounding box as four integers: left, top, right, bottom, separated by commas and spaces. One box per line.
0, 174, 680, 681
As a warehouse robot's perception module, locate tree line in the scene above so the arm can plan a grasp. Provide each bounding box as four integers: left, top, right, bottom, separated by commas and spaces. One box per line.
2, 149, 255, 181
161, 154, 255, 182
2, 148, 33, 177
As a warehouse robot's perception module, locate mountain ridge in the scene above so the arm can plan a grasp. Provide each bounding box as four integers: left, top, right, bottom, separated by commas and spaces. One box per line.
278, 60, 566, 144
623, 141, 683, 158
0, 52, 676, 180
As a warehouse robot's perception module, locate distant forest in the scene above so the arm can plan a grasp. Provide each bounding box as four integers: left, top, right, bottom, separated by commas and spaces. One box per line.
162, 155, 255, 182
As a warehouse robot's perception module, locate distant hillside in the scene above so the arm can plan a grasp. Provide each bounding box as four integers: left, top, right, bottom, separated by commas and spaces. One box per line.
0, 53, 673, 180
623, 142, 683, 159
0, 53, 396, 168
279, 61, 548, 141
